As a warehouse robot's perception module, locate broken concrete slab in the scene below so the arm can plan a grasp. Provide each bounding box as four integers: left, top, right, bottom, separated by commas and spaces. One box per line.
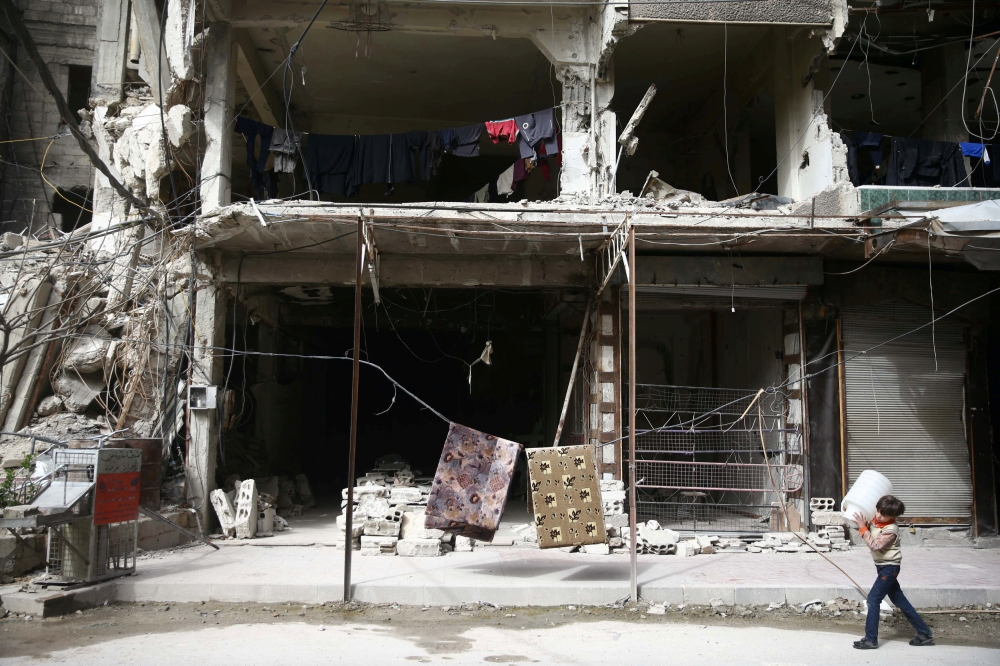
360, 536, 398, 556
51, 370, 105, 413
355, 495, 391, 519
62, 326, 112, 374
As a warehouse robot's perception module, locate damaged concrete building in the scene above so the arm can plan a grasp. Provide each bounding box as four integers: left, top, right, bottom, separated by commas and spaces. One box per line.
3, 0, 1000, 579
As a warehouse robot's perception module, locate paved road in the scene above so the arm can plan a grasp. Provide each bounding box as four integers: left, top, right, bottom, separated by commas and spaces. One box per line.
2, 620, 994, 665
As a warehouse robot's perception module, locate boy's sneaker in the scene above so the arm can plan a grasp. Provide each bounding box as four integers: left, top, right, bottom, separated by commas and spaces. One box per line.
909, 634, 934, 646
853, 639, 878, 650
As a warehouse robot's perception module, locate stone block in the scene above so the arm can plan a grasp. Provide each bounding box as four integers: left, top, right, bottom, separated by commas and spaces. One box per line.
454, 536, 474, 552
210, 489, 236, 537
397, 538, 442, 557
234, 480, 258, 539
258, 506, 275, 534
675, 541, 699, 557
356, 495, 392, 518
581, 543, 610, 555
52, 370, 104, 413
600, 489, 626, 502
604, 513, 629, 528
599, 479, 624, 492
641, 528, 679, 547
360, 536, 397, 555
390, 487, 424, 503
602, 499, 625, 515
364, 519, 401, 537
400, 510, 445, 540
811, 511, 846, 526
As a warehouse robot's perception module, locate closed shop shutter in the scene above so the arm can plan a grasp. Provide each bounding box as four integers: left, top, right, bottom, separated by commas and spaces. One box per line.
842, 303, 972, 521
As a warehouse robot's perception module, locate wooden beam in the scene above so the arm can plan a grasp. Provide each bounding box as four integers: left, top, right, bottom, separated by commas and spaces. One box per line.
235, 28, 282, 127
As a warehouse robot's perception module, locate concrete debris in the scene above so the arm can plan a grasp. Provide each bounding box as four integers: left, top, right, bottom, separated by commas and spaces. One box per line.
748, 528, 850, 553
51, 370, 105, 413
35, 395, 63, 417
397, 538, 443, 557
581, 543, 610, 555
62, 326, 112, 374
257, 505, 276, 534
360, 536, 398, 556
339, 457, 434, 554
209, 489, 237, 538
234, 479, 259, 539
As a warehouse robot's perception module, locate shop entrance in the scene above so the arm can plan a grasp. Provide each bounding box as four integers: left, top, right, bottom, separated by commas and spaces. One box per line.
216, 287, 587, 516
626, 302, 804, 536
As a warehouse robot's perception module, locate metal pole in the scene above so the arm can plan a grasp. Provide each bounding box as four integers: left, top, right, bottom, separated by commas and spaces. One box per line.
627, 225, 638, 603
798, 301, 811, 531
344, 218, 363, 602
553, 297, 591, 447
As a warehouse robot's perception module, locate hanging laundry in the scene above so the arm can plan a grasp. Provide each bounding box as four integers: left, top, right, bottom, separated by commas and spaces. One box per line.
271, 128, 302, 174
304, 134, 356, 196
497, 163, 515, 196
960, 142, 990, 164
527, 445, 606, 549
424, 423, 522, 541
514, 109, 557, 160
886, 137, 968, 187
841, 132, 887, 186
235, 116, 274, 199
485, 119, 518, 145
536, 130, 562, 182
440, 124, 484, 157
473, 184, 490, 203
422, 131, 444, 178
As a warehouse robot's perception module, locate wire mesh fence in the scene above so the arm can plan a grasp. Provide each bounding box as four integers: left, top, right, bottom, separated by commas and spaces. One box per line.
627, 383, 800, 533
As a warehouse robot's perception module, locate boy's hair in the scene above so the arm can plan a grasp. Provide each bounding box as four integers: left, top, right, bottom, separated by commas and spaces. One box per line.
876, 495, 905, 518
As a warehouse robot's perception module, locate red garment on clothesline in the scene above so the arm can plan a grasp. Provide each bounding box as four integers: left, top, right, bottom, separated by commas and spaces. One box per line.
485, 120, 519, 144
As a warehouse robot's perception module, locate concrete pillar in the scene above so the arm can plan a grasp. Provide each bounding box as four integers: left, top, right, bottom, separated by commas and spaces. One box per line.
92, 0, 130, 106
201, 21, 236, 214
531, 5, 623, 200
188, 252, 226, 529
773, 29, 847, 201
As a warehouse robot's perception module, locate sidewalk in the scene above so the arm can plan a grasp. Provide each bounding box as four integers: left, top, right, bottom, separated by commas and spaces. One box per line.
104, 541, 1000, 608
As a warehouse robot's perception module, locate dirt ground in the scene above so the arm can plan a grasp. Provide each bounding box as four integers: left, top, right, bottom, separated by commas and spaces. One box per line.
1, 598, 998, 659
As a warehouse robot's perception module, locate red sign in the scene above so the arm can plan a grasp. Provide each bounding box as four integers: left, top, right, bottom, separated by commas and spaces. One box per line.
94, 472, 141, 525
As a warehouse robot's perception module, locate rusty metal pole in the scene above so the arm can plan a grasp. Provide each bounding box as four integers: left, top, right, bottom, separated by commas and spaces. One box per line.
553, 297, 591, 447
627, 226, 638, 602
343, 218, 364, 602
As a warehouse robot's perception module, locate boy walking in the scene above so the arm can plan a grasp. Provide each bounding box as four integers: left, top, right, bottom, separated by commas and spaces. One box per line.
851, 495, 934, 649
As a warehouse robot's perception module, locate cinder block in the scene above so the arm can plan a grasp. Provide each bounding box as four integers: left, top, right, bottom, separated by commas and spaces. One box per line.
396, 538, 442, 557
581, 543, 610, 555
675, 541, 699, 557
363, 519, 401, 537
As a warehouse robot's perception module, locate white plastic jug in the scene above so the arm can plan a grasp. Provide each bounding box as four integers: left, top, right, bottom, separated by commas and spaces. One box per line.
841, 470, 893, 522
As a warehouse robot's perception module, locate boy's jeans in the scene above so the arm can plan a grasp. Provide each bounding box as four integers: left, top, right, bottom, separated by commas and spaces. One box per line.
865, 565, 932, 643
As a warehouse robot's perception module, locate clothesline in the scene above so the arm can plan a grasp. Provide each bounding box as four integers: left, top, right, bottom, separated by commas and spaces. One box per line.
233, 108, 560, 201
841, 130, 977, 188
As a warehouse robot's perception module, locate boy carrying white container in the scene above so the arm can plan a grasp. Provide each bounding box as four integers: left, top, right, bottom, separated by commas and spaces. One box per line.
850, 495, 934, 650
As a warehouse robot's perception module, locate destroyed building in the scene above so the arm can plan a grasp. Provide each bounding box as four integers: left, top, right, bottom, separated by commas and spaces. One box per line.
2, 0, 1000, 579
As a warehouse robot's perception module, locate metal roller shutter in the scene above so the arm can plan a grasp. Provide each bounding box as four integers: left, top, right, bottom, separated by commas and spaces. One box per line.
842, 303, 972, 521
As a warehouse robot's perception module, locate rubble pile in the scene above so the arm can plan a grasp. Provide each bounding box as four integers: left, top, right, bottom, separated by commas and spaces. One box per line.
337, 454, 453, 557
746, 527, 851, 553
208, 473, 308, 540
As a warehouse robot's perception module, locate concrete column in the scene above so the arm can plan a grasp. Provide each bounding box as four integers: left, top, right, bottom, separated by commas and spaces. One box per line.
92, 0, 130, 106
201, 21, 236, 214
531, 5, 623, 200
188, 252, 226, 529
773, 29, 847, 201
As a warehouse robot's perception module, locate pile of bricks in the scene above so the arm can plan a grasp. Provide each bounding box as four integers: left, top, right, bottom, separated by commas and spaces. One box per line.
339, 455, 459, 557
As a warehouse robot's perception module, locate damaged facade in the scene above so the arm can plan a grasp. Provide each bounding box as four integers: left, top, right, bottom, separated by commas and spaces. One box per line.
1, 0, 1000, 581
